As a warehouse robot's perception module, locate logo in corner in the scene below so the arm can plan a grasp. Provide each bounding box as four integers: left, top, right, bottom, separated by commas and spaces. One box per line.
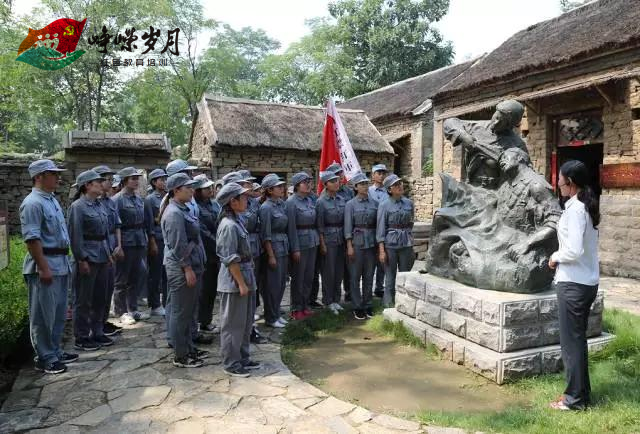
16, 18, 88, 70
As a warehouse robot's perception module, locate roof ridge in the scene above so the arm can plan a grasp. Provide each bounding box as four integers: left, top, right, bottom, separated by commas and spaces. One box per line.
204, 94, 365, 113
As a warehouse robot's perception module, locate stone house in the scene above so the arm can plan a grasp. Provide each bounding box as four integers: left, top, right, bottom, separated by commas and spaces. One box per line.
430, 0, 640, 279
189, 95, 394, 185
339, 60, 476, 220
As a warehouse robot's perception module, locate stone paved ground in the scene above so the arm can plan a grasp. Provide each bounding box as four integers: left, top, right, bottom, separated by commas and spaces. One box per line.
600, 276, 640, 316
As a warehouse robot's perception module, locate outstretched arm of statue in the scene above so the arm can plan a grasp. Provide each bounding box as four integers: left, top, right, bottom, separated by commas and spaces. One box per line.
443, 118, 474, 148
508, 227, 556, 259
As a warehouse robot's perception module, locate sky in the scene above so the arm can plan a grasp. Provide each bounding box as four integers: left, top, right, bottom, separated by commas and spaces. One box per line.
13, 0, 565, 63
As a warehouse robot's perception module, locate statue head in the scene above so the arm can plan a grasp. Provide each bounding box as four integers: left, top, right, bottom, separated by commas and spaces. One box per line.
499, 147, 530, 174
490, 100, 525, 133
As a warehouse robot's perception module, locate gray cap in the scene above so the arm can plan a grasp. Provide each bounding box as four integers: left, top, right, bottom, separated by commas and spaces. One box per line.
117, 167, 143, 178
148, 168, 167, 181
252, 182, 261, 191
28, 159, 66, 178
350, 172, 370, 186
261, 173, 286, 189
216, 183, 250, 206
92, 165, 116, 176
193, 174, 214, 189
371, 164, 388, 173
326, 161, 342, 174
111, 175, 121, 187
291, 171, 312, 186
72, 170, 104, 188
383, 173, 402, 190
214, 180, 224, 190
237, 169, 256, 181
166, 173, 198, 191
320, 171, 339, 184
166, 159, 198, 176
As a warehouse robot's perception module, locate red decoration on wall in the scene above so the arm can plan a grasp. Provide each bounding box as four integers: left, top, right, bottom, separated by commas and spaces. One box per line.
600, 163, 640, 188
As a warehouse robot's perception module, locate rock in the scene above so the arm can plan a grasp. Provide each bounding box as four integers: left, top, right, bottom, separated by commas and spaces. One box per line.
177, 391, 240, 418
39, 379, 78, 407
425, 427, 467, 434
0, 407, 50, 432
348, 406, 373, 425
482, 301, 501, 325
27, 424, 82, 434
108, 385, 171, 413
503, 301, 539, 326
1, 388, 40, 412
441, 310, 466, 338
285, 380, 327, 400
168, 417, 206, 434
502, 326, 542, 351
452, 292, 482, 321
90, 367, 166, 392
204, 419, 279, 434
465, 318, 500, 351
325, 415, 359, 434
372, 414, 421, 431
67, 404, 112, 426
43, 390, 105, 426
32, 360, 109, 387
308, 396, 356, 418
227, 377, 285, 397
291, 397, 325, 409
223, 396, 267, 425
395, 293, 417, 317
415, 300, 441, 327
259, 395, 307, 425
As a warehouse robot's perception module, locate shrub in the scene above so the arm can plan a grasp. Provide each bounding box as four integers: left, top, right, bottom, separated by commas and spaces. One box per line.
0, 238, 30, 359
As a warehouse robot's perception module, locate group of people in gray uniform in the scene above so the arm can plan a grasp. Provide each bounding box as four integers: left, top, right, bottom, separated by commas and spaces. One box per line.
20, 157, 414, 377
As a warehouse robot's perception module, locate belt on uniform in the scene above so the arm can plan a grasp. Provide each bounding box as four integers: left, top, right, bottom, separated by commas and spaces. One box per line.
354, 224, 376, 229
296, 224, 316, 229
43, 247, 69, 256
272, 230, 287, 234
121, 223, 144, 231
84, 234, 107, 241
325, 223, 343, 228
389, 224, 412, 229
240, 257, 253, 263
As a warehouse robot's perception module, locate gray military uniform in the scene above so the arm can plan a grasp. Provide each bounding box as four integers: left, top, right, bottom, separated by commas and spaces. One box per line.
162, 200, 206, 359
244, 196, 262, 314
145, 190, 167, 309
316, 192, 346, 305
345, 195, 378, 310
197, 198, 219, 330
68, 196, 111, 340
20, 188, 71, 365
99, 196, 120, 324
217, 215, 257, 370
368, 184, 388, 294
377, 196, 415, 306
259, 198, 289, 324
286, 193, 319, 312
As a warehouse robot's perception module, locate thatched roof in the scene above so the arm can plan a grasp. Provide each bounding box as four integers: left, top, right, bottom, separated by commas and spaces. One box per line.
436, 0, 640, 97
339, 60, 476, 121
64, 131, 171, 153
198, 96, 393, 154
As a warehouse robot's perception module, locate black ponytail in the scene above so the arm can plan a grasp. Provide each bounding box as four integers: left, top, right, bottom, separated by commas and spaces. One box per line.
158, 190, 174, 222
73, 185, 87, 201
559, 160, 600, 228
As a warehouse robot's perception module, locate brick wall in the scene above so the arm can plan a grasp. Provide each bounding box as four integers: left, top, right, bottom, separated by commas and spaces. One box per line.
599, 189, 640, 278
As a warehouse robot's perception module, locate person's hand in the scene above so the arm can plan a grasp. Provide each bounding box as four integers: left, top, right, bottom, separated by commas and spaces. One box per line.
268, 254, 277, 269
113, 246, 124, 261
508, 241, 530, 260
379, 250, 386, 265
148, 239, 158, 257
185, 267, 197, 288
78, 260, 91, 275
239, 282, 249, 297
347, 245, 355, 261
38, 267, 53, 285
548, 258, 557, 269
292, 251, 301, 263
320, 243, 327, 256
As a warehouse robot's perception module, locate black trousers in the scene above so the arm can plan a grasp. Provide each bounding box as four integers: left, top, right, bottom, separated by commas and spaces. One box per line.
198, 259, 219, 328
556, 281, 598, 409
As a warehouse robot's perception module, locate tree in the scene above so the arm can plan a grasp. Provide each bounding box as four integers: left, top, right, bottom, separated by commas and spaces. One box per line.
560, 0, 589, 12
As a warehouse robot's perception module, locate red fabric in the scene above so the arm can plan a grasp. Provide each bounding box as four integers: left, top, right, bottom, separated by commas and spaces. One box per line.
318, 112, 341, 194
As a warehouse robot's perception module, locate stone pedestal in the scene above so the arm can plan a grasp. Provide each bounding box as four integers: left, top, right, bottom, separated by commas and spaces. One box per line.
384, 272, 615, 384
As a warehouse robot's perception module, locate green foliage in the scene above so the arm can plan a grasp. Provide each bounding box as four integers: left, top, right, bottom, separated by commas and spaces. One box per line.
560, 0, 589, 13
366, 315, 440, 358
0, 238, 29, 359
281, 308, 349, 348
422, 155, 434, 177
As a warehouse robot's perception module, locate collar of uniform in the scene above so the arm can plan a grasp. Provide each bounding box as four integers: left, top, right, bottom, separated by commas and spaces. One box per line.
390, 196, 402, 203
171, 198, 190, 211
356, 196, 369, 202
565, 195, 579, 209
153, 190, 165, 198
80, 195, 100, 206
295, 193, 309, 201
267, 197, 282, 205
373, 185, 384, 191
122, 190, 137, 198
32, 187, 55, 199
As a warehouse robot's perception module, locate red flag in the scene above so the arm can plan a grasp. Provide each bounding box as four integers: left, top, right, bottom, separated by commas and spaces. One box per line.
318, 106, 341, 194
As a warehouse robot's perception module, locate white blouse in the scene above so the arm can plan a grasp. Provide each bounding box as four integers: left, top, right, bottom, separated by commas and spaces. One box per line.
550, 195, 599, 286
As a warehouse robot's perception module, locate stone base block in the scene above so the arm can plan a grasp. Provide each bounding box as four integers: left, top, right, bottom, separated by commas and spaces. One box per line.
396, 272, 604, 352
383, 308, 615, 384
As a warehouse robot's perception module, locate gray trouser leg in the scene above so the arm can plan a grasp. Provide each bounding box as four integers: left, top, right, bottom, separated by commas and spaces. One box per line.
557, 281, 598, 409
263, 255, 288, 324
167, 264, 199, 359
73, 262, 109, 339
350, 247, 376, 310
220, 291, 254, 370
311, 251, 321, 303
321, 244, 345, 305
26, 274, 68, 365
114, 246, 145, 315
384, 247, 414, 307
148, 239, 166, 309
291, 247, 317, 312
104, 264, 115, 322
374, 260, 385, 294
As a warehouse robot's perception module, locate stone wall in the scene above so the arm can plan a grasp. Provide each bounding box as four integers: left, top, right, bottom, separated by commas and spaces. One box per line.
410, 178, 434, 221
599, 188, 640, 278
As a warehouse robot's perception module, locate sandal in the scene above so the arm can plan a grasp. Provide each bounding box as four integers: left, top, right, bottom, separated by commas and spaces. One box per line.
549, 399, 571, 411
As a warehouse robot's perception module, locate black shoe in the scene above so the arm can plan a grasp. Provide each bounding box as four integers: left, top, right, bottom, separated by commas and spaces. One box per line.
250, 330, 269, 344
354, 310, 366, 320
173, 356, 204, 368
190, 348, 210, 359
193, 334, 214, 345
243, 360, 262, 370
34, 359, 45, 372
44, 361, 67, 374
345, 294, 352, 302
309, 300, 324, 309
374, 292, 384, 298
59, 352, 79, 364
366, 308, 374, 318
104, 322, 122, 336
74, 338, 101, 351
93, 335, 114, 347
223, 366, 250, 377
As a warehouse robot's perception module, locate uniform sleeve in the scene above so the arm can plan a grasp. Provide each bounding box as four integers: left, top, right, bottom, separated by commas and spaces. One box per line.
409, 199, 415, 229
216, 222, 240, 266
68, 203, 88, 261
285, 199, 299, 252
376, 201, 388, 244
344, 201, 354, 240
20, 199, 43, 241
316, 199, 326, 235
259, 203, 272, 242
551, 208, 587, 264
144, 197, 155, 236
164, 211, 192, 268
198, 208, 217, 251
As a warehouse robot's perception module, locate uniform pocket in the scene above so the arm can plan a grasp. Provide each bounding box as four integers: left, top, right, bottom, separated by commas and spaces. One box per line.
353, 231, 364, 247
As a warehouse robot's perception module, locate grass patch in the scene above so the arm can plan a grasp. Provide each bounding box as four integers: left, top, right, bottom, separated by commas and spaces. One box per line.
0, 238, 29, 361
413, 308, 640, 434
281, 308, 350, 348
365, 315, 441, 359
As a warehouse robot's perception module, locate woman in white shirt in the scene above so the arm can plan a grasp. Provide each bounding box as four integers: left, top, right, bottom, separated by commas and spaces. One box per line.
548, 160, 600, 411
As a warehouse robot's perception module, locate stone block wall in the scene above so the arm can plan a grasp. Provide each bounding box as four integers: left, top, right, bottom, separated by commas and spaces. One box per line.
410, 178, 434, 221
599, 188, 640, 278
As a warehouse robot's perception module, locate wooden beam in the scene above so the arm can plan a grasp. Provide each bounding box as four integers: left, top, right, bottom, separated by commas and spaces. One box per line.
594, 84, 614, 107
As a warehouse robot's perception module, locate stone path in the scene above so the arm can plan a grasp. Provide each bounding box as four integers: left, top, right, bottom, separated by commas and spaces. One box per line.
600, 276, 640, 316
0, 314, 467, 434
